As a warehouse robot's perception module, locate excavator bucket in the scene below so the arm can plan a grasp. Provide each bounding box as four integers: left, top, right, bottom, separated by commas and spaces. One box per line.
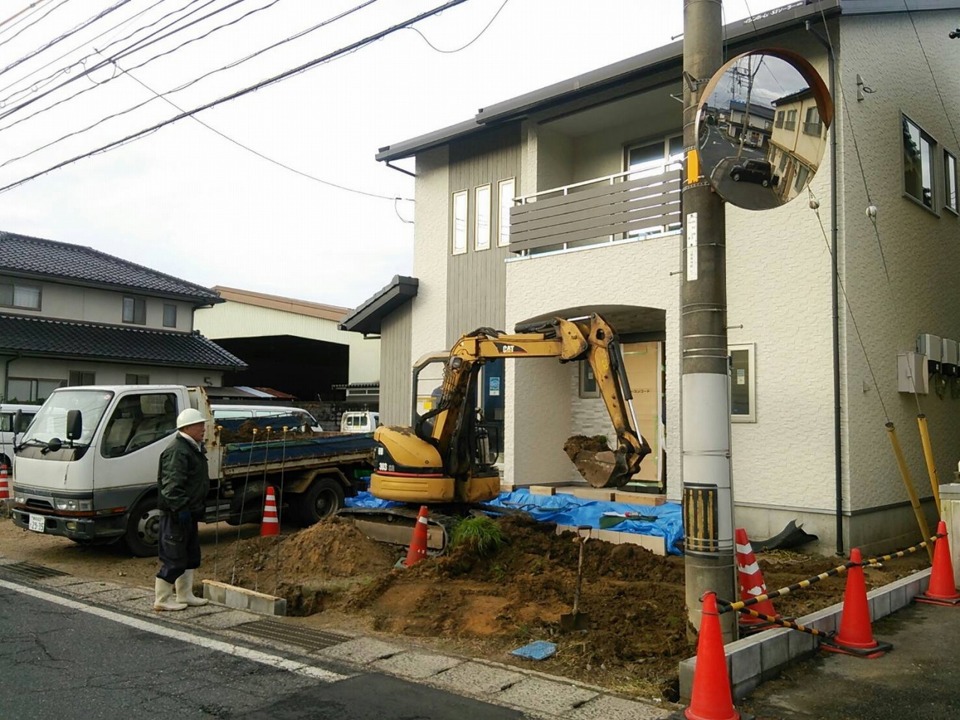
563, 435, 632, 488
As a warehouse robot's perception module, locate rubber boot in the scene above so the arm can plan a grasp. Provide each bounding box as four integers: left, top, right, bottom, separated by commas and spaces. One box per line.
154, 578, 187, 611
175, 569, 209, 607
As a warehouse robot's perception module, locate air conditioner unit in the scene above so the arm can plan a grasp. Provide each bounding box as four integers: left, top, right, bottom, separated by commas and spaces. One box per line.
899, 352, 929, 394
942, 338, 959, 377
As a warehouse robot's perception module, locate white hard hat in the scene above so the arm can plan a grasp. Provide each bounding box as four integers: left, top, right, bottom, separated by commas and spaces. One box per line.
176, 408, 205, 429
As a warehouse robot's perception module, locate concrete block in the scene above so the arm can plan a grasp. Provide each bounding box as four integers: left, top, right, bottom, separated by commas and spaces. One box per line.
867, 587, 891, 620
565, 693, 674, 719
595, 529, 622, 545
758, 628, 791, 681
640, 534, 667, 555
374, 651, 462, 679
787, 625, 817, 657
678, 656, 695, 702
318, 637, 404, 665
203, 579, 286, 616
529, 485, 557, 495
494, 677, 598, 715
429, 661, 524, 695
727, 635, 762, 687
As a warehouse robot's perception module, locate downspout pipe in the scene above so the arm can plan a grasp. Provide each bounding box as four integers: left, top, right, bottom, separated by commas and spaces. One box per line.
807, 19, 843, 555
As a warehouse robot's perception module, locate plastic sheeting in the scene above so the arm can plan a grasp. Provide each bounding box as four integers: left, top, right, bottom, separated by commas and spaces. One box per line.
345, 489, 685, 556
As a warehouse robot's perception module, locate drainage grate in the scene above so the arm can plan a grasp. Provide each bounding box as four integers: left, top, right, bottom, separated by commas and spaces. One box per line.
235, 619, 351, 652
1, 561, 71, 581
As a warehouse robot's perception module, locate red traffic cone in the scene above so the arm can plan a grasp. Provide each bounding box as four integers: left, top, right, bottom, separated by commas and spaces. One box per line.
403, 506, 430, 568
0, 464, 10, 500
916, 520, 960, 606
260, 486, 279, 537
821, 548, 890, 658
684, 591, 740, 720
735, 528, 778, 631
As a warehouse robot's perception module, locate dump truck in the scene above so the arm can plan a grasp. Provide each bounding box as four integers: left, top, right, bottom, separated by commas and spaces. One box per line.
10, 385, 374, 556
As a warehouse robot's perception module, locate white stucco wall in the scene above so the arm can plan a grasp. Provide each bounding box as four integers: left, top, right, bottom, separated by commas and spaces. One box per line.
195, 301, 380, 384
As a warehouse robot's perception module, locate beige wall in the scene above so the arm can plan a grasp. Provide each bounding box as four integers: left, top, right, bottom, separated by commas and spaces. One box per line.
4, 356, 219, 395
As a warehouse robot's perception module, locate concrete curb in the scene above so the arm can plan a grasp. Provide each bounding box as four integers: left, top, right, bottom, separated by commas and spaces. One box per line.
678, 567, 932, 701
202, 578, 287, 616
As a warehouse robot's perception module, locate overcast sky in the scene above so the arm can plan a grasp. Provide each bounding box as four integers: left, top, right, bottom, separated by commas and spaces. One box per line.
1, 0, 791, 310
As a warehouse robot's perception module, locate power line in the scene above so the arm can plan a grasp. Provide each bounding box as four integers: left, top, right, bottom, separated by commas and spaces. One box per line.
0, 0, 470, 194
406, 0, 507, 53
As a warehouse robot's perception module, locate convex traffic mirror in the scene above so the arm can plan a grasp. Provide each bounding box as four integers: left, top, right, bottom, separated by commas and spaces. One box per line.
695, 49, 833, 211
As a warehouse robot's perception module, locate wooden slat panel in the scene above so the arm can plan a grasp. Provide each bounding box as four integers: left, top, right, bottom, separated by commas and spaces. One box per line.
512, 199, 680, 246
512, 210, 681, 251
513, 170, 679, 214
510, 190, 680, 239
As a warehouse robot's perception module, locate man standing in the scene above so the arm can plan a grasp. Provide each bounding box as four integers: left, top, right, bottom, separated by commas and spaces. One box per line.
154, 408, 211, 611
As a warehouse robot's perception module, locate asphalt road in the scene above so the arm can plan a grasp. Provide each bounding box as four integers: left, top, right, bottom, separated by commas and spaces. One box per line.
0, 580, 525, 720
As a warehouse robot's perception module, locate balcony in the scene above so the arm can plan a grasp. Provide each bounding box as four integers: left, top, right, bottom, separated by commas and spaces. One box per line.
508, 165, 682, 255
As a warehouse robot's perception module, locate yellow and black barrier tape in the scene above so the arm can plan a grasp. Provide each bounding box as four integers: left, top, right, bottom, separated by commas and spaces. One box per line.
718, 533, 940, 614
737, 608, 831, 637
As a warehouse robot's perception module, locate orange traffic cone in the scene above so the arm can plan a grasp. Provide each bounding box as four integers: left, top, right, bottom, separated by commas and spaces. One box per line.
403, 506, 429, 568
916, 520, 960, 606
821, 548, 891, 658
735, 528, 778, 632
0, 464, 9, 500
684, 591, 740, 720
260, 486, 279, 537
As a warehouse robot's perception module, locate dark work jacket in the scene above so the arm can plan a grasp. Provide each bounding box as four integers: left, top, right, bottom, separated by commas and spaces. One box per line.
157, 434, 209, 514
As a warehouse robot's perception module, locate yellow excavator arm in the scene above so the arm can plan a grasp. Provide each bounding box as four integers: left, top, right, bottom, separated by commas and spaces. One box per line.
370, 313, 651, 504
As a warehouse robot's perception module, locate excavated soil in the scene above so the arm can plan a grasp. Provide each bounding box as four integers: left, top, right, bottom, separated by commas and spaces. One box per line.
209, 514, 930, 701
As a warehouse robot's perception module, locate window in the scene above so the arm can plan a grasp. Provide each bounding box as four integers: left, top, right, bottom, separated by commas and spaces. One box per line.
452, 190, 467, 255
498, 178, 515, 247
125, 373, 150, 385
579, 361, 599, 398
122, 296, 146, 324
6, 378, 64, 403
803, 107, 822, 136
0, 281, 41, 310
69, 371, 96, 386
163, 303, 177, 328
794, 165, 810, 192
944, 150, 958, 215
902, 115, 936, 210
784, 109, 797, 131
475, 184, 491, 251
730, 344, 756, 423
775, 110, 784, 129
101, 392, 178, 457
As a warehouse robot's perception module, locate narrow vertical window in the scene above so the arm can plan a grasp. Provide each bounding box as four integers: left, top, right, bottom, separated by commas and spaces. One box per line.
474, 184, 491, 251
163, 303, 177, 328
730, 344, 756, 423
902, 115, 936, 210
498, 178, 515, 247
452, 190, 467, 255
944, 150, 958, 215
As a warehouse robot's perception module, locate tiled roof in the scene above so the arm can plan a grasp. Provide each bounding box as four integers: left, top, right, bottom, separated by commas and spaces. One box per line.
0, 314, 247, 370
0, 231, 220, 302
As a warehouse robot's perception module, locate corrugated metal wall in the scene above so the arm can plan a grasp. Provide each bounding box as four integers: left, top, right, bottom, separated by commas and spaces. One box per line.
379, 301, 413, 426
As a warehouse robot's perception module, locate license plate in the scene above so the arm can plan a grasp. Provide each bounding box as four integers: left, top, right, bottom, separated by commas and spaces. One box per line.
28, 514, 45, 533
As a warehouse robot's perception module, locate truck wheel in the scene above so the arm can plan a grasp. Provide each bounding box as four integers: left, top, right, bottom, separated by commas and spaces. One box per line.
124, 495, 161, 557
732, 172, 741, 182
293, 477, 345, 527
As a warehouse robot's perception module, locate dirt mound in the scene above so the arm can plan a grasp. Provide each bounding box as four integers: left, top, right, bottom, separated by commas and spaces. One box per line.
217, 420, 316, 444
211, 514, 929, 701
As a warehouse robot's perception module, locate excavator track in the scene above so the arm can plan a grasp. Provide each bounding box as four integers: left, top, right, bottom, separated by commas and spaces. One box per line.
337, 503, 524, 554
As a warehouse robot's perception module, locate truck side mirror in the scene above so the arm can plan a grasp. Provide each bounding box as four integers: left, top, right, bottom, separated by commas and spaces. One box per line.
66, 409, 83, 442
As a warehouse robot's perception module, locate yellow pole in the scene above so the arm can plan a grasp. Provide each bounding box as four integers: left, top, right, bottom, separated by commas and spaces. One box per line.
916, 415, 942, 518
885, 422, 934, 562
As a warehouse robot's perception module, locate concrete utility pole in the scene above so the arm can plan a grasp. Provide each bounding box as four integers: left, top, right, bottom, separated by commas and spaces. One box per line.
681, 0, 738, 640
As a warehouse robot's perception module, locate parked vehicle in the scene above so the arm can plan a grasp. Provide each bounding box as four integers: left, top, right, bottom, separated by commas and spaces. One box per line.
0, 403, 38, 472
340, 411, 380, 434
211, 404, 323, 432
729, 158, 777, 187
10, 385, 374, 556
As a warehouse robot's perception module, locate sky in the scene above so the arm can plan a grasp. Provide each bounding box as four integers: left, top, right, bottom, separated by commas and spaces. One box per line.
0, 0, 793, 310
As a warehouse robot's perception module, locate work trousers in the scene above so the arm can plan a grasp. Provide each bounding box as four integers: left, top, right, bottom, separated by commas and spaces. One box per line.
156, 512, 201, 583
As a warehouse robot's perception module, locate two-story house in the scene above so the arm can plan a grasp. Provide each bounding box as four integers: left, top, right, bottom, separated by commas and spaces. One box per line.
0, 231, 245, 402
361, 0, 960, 555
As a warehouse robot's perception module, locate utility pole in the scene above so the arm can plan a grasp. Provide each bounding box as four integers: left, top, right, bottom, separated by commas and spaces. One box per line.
681, 0, 738, 640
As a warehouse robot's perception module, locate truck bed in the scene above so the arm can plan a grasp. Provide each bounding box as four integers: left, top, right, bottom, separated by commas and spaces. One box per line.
219, 432, 376, 475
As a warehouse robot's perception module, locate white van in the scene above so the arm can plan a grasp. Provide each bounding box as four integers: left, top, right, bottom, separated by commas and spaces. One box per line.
0, 403, 39, 471
211, 405, 323, 432
340, 411, 379, 434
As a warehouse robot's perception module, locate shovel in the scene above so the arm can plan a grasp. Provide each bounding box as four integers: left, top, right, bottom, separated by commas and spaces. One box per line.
560, 528, 590, 632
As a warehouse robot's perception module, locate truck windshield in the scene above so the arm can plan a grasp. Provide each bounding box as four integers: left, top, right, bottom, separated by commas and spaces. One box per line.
19, 390, 114, 446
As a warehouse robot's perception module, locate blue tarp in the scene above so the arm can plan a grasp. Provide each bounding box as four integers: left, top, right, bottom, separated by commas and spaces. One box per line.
345, 488, 684, 555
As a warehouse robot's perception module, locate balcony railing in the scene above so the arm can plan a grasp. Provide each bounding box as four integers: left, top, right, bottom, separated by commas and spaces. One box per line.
509, 165, 682, 254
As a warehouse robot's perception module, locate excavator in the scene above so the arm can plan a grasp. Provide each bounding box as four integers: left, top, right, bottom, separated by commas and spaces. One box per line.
368, 313, 651, 506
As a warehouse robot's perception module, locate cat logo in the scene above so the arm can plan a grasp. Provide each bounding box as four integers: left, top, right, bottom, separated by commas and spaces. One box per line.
501, 344, 515, 354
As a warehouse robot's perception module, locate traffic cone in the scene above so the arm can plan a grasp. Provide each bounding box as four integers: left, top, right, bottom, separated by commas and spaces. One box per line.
821, 548, 891, 658
403, 505, 430, 568
735, 528, 778, 632
684, 591, 739, 720
915, 520, 960, 606
260, 486, 279, 537
0, 464, 9, 500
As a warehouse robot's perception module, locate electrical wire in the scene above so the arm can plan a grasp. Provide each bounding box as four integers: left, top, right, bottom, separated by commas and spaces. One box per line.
406, 0, 507, 53
114, 60, 413, 202
0, 0, 52, 38
0, 0, 470, 194
0, 0, 67, 46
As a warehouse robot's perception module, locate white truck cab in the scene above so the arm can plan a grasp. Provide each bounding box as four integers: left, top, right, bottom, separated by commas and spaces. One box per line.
340, 411, 379, 434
